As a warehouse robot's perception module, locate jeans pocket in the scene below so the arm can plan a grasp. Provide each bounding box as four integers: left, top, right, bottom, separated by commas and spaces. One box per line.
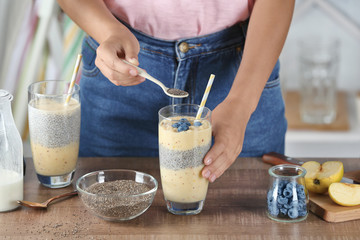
81, 36, 100, 77
264, 76, 281, 89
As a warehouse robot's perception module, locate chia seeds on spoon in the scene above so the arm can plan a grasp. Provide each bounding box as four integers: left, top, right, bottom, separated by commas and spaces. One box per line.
81, 180, 152, 219
166, 88, 189, 97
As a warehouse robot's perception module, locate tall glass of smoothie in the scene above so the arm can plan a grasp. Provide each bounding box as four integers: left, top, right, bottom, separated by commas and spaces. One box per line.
28, 80, 80, 188
158, 104, 211, 215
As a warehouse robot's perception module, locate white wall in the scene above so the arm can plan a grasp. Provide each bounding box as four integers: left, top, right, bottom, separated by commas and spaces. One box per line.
280, 0, 360, 92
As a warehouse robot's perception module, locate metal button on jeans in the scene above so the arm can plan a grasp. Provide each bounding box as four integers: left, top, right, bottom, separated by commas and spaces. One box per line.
179, 42, 189, 53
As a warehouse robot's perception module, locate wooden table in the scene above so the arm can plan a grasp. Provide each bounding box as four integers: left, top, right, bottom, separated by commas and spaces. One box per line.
1, 157, 360, 239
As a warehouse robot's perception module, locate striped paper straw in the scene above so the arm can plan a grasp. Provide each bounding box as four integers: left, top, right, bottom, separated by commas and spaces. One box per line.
65, 53, 82, 105
195, 74, 215, 120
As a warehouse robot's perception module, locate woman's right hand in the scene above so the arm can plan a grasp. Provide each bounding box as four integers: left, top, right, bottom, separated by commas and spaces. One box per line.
95, 28, 145, 86
56, 0, 145, 86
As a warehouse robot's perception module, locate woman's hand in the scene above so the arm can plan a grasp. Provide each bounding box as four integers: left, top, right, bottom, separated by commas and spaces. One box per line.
201, 97, 252, 183
95, 29, 145, 86
201, 0, 295, 183
56, 0, 145, 86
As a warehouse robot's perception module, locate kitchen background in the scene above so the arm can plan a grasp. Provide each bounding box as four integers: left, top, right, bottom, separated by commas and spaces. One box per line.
0, 0, 359, 158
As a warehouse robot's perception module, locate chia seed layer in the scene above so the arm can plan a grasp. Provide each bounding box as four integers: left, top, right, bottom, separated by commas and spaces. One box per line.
28, 103, 80, 148
159, 142, 211, 170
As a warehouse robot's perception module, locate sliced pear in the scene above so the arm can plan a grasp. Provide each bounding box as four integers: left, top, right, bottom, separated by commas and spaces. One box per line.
329, 183, 360, 206
301, 161, 344, 194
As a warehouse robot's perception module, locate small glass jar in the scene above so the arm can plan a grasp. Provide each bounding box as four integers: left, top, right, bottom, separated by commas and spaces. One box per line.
267, 164, 309, 222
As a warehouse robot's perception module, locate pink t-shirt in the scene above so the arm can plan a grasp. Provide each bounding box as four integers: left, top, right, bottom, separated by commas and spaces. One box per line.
103, 0, 255, 40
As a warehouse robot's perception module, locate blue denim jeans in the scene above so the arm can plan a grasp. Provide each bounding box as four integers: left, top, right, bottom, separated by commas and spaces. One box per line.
79, 21, 287, 157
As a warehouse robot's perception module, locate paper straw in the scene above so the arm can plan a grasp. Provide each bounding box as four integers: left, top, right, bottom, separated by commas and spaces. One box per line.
195, 74, 215, 120
65, 53, 82, 105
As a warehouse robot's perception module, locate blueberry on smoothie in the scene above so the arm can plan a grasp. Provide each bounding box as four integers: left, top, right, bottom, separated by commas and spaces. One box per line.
194, 121, 202, 127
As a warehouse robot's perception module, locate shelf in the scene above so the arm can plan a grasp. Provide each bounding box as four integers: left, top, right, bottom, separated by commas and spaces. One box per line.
285, 91, 360, 158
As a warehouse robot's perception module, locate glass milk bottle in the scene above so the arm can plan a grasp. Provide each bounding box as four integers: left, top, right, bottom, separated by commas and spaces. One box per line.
0, 90, 23, 212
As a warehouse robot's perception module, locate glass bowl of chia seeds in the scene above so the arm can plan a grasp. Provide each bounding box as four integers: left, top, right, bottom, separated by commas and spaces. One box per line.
76, 169, 158, 221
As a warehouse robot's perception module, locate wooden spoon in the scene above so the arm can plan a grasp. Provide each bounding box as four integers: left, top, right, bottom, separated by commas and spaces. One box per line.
17, 190, 78, 209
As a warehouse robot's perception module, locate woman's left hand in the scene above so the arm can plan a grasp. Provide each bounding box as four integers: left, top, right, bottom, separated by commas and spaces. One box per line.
200, 0, 295, 183
201, 97, 252, 183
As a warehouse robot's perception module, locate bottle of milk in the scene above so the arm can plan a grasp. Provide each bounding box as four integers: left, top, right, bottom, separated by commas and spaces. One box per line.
0, 90, 23, 212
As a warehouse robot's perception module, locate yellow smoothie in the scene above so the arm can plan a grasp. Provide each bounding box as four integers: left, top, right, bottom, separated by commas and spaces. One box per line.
160, 165, 209, 202
159, 116, 211, 151
31, 141, 79, 176
159, 116, 211, 203
28, 98, 80, 176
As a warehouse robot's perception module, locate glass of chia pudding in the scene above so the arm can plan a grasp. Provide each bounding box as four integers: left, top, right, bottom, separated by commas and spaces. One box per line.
28, 80, 81, 188
158, 104, 212, 215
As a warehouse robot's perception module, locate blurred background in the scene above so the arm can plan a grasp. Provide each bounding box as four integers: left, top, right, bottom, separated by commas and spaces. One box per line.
0, 0, 359, 158
280, 0, 360, 158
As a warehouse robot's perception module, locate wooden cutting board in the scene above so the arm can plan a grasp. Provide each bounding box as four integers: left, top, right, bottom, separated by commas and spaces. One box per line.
309, 170, 360, 222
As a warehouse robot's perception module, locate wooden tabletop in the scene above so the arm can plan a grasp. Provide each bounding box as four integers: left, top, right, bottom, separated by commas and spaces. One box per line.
1, 157, 360, 239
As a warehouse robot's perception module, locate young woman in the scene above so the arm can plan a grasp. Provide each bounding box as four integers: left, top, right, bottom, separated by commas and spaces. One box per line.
57, 0, 295, 183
